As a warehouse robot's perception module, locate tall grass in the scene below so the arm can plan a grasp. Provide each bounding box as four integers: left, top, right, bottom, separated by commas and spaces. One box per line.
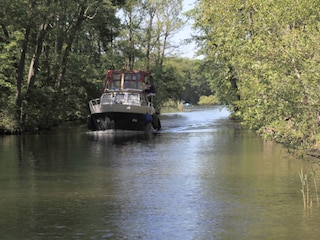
299, 164, 320, 208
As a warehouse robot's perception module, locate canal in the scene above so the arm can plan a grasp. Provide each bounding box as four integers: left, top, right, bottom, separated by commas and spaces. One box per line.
1, 106, 320, 239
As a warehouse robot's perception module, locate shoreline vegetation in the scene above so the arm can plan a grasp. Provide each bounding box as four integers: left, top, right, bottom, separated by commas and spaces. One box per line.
2, 97, 320, 164
0, 99, 219, 135
189, 0, 320, 163
2, 102, 320, 161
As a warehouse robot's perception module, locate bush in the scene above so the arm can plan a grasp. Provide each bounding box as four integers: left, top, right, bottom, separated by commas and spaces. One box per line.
198, 95, 220, 105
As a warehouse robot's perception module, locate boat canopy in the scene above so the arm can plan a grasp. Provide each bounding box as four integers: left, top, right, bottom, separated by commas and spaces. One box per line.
105, 70, 152, 91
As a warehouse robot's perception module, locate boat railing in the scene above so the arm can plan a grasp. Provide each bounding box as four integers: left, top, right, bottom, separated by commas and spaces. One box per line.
101, 93, 114, 105
89, 91, 153, 114
89, 98, 100, 113
125, 94, 138, 106
106, 88, 143, 93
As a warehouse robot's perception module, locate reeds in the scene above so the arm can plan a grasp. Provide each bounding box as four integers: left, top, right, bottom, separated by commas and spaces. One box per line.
299, 164, 320, 208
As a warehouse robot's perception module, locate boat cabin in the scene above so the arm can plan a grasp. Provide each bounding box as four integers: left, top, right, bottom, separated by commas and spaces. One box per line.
105, 70, 153, 91
88, 69, 161, 131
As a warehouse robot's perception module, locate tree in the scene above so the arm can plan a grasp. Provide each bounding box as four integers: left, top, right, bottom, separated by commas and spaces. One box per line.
118, 0, 184, 71
154, 0, 184, 68
0, 0, 124, 132
0, 0, 192, 133
192, 0, 320, 150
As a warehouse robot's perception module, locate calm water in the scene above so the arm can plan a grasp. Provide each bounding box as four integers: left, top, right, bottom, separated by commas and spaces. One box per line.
1, 106, 320, 240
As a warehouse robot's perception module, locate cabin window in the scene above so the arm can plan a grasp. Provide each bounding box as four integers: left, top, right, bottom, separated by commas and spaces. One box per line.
124, 80, 138, 89
110, 80, 120, 89
127, 94, 140, 105
132, 73, 140, 81
124, 73, 140, 89
115, 93, 125, 104
101, 93, 114, 104
110, 73, 121, 89
113, 73, 121, 81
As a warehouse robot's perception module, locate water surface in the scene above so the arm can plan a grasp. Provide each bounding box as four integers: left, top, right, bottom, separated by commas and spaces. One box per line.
0, 106, 319, 239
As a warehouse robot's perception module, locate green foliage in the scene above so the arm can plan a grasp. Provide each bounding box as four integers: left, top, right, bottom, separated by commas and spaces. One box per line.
151, 57, 214, 111
153, 63, 184, 108
198, 95, 219, 105
0, 0, 201, 132
0, 0, 124, 132
192, 0, 320, 150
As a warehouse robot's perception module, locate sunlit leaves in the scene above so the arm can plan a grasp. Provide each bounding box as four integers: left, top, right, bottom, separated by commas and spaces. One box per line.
193, 0, 320, 150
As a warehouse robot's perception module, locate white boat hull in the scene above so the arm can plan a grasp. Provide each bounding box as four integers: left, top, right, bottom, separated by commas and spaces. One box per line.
87, 92, 160, 131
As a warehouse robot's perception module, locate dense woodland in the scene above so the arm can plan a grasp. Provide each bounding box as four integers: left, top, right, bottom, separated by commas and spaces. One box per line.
1, 0, 320, 154
191, 0, 320, 154
0, 0, 211, 133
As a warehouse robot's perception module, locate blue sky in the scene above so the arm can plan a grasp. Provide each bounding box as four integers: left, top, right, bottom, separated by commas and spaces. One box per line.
173, 0, 197, 59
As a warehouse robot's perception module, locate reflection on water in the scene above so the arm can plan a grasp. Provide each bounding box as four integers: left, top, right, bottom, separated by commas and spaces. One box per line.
1, 106, 320, 239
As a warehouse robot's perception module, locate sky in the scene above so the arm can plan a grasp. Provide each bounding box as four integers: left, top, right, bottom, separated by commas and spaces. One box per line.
173, 0, 198, 59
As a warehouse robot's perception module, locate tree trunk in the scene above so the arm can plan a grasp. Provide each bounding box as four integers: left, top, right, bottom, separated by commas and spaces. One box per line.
127, 9, 135, 70
16, 26, 31, 130
159, 31, 168, 69
146, 8, 155, 71
56, 5, 86, 90
27, 23, 49, 90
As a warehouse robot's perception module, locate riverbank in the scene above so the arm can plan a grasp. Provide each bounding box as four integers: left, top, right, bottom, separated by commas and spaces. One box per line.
3, 105, 320, 162
0, 119, 85, 136
0, 126, 23, 135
